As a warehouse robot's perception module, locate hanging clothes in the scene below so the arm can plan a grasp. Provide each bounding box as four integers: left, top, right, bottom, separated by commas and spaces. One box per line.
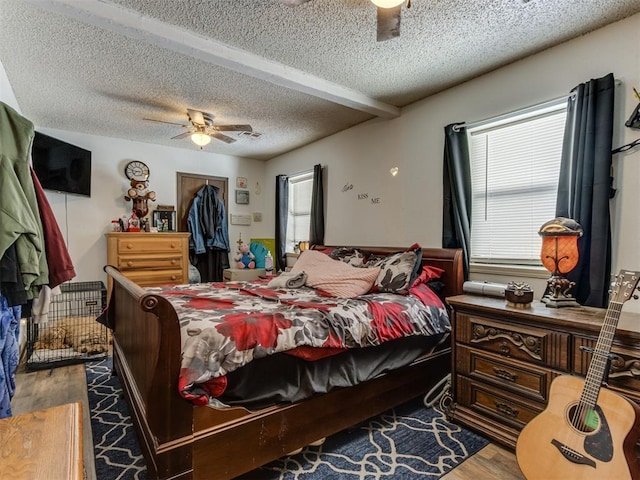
30, 167, 75, 288
0, 295, 20, 418
0, 101, 49, 298
187, 184, 230, 282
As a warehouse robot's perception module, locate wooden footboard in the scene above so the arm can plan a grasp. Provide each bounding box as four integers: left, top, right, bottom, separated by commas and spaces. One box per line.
104, 247, 463, 480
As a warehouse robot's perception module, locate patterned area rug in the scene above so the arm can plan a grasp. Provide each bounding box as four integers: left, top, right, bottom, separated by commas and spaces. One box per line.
86, 357, 488, 480
85, 358, 147, 480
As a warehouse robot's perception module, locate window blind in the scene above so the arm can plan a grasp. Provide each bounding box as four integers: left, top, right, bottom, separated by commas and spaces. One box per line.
468, 105, 567, 265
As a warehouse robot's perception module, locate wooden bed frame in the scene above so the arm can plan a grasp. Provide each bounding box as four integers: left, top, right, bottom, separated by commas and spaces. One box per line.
104, 246, 464, 480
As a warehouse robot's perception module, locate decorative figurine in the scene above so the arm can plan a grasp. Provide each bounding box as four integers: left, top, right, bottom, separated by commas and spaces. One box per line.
124, 178, 156, 219
234, 243, 256, 269
505, 281, 534, 308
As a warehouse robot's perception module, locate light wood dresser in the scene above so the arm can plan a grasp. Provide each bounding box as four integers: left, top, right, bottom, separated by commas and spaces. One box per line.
0, 402, 83, 479
446, 294, 640, 450
106, 232, 190, 295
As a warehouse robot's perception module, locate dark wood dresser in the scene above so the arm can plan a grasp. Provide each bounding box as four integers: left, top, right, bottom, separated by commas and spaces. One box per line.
446, 294, 640, 450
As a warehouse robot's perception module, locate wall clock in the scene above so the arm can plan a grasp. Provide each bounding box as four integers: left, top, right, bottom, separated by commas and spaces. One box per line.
124, 160, 150, 180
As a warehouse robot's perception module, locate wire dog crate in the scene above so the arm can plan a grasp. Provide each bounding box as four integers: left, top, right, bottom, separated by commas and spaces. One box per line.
26, 281, 109, 371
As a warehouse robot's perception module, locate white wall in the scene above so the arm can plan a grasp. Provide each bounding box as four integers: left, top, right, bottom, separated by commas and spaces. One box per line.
265, 14, 640, 313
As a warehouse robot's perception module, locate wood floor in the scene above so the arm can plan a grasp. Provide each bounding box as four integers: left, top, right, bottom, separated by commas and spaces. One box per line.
10, 361, 524, 480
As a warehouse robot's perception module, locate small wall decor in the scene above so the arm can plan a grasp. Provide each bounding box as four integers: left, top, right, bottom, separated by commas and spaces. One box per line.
236, 177, 247, 188
235, 189, 250, 204
230, 214, 252, 226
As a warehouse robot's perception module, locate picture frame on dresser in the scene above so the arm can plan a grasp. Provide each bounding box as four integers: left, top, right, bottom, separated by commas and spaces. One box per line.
152, 209, 176, 232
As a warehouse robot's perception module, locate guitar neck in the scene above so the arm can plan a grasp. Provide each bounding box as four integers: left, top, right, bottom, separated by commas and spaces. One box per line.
580, 301, 624, 408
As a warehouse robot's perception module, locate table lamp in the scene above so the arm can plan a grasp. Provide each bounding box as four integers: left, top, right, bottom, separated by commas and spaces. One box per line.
538, 217, 583, 308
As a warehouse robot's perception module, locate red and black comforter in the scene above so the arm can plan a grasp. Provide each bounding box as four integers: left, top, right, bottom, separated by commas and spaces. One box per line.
145, 280, 450, 406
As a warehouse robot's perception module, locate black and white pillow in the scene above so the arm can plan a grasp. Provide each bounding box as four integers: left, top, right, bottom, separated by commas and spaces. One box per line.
328, 247, 366, 267
366, 245, 422, 294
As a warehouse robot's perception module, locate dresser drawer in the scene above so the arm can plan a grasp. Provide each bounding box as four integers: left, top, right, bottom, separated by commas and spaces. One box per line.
456, 313, 570, 370
117, 255, 183, 271
455, 376, 543, 430
123, 269, 184, 287
573, 336, 640, 399
456, 345, 559, 403
116, 236, 185, 255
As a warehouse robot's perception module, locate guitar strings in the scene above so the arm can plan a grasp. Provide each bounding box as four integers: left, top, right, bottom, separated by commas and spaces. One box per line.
565, 301, 623, 455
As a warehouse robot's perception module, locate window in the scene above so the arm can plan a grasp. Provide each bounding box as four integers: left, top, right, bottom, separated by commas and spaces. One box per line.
467, 100, 567, 268
286, 171, 314, 252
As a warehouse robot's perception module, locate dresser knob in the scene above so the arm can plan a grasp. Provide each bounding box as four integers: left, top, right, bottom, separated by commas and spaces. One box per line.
495, 401, 518, 418
171, 259, 177, 265
127, 261, 133, 267
171, 275, 177, 280
493, 367, 517, 382
126, 243, 133, 249
170, 243, 176, 248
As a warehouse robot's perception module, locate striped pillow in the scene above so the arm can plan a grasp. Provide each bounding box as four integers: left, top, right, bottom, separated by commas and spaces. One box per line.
291, 250, 380, 298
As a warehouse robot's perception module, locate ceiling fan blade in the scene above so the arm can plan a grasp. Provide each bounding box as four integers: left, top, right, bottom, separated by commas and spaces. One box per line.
377, 5, 401, 42
213, 124, 253, 132
278, 0, 312, 5
171, 131, 193, 140
144, 117, 189, 127
187, 108, 208, 126
209, 132, 237, 144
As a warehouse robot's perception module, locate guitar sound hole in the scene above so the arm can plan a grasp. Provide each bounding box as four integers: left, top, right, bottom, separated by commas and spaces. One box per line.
567, 404, 599, 433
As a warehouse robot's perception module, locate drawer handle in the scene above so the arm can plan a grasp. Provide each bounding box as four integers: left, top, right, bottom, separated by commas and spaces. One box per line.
170, 275, 177, 280
171, 259, 177, 265
493, 367, 517, 382
126, 243, 133, 249
495, 401, 518, 418
127, 261, 134, 267
170, 243, 176, 249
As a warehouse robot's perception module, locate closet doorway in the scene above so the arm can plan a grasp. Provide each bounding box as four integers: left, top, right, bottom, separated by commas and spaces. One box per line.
176, 172, 228, 232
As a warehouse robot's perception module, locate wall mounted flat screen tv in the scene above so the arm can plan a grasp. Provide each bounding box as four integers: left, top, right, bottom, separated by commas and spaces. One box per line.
32, 132, 92, 197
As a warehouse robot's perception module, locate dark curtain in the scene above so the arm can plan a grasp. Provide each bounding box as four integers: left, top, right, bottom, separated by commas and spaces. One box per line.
275, 175, 289, 272
556, 73, 615, 308
309, 164, 325, 246
442, 123, 472, 279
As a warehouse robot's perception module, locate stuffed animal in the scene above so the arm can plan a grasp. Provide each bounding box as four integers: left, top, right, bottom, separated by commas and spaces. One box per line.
124, 179, 156, 218
234, 244, 256, 269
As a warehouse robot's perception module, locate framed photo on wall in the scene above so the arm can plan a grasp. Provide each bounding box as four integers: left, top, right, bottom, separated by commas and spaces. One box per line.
235, 189, 250, 205
152, 209, 176, 232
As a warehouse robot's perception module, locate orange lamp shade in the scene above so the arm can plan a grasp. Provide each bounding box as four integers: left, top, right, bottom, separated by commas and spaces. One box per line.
540, 235, 580, 274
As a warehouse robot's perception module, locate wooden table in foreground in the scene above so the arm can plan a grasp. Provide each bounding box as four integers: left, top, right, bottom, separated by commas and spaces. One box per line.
0, 402, 84, 479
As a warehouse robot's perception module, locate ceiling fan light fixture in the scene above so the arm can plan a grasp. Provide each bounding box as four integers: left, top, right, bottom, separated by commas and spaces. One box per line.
191, 132, 211, 146
370, 0, 404, 8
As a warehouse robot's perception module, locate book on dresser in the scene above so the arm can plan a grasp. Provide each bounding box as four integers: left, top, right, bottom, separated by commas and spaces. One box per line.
445, 294, 640, 452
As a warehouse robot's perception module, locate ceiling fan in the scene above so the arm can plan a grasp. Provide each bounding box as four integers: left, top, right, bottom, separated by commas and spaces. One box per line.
279, 0, 408, 42
144, 109, 259, 146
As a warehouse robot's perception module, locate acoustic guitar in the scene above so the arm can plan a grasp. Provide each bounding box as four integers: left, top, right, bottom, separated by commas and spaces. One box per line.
516, 270, 640, 480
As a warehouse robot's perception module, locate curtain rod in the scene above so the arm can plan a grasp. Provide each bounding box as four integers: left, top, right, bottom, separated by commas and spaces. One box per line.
453, 78, 623, 132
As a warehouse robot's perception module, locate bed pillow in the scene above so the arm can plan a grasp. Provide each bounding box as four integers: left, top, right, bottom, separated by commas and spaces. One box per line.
411, 265, 445, 288
327, 247, 366, 267
290, 250, 380, 298
366, 244, 422, 294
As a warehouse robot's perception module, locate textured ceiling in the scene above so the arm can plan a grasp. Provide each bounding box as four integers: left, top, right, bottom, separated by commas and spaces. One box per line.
1, 0, 639, 160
